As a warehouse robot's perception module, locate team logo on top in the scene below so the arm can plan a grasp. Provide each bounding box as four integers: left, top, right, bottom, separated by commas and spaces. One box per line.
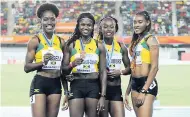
88, 48, 93, 51
51, 61, 56, 65
83, 65, 90, 69
109, 64, 116, 68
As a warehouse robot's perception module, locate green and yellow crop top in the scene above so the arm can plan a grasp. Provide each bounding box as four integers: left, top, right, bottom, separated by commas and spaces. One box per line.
35, 33, 63, 70
129, 34, 153, 68
70, 39, 99, 73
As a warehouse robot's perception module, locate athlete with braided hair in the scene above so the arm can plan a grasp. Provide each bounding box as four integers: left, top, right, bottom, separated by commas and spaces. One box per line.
61, 13, 107, 117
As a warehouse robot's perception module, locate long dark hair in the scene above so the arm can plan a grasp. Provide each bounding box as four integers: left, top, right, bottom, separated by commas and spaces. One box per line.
98, 16, 118, 41
130, 11, 151, 54
66, 13, 95, 47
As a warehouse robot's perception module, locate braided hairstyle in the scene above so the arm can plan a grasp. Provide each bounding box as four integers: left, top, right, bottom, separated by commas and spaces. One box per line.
130, 11, 151, 54
98, 16, 118, 41
66, 13, 95, 47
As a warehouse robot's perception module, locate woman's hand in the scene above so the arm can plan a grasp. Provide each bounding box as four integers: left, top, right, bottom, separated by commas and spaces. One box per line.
135, 93, 146, 107
66, 74, 74, 82
61, 95, 69, 111
43, 53, 53, 65
72, 58, 84, 67
124, 94, 132, 111
97, 97, 105, 115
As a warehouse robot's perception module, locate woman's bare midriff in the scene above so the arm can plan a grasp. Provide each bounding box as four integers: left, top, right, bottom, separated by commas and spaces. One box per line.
131, 63, 150, 78
37, 69, 61, 78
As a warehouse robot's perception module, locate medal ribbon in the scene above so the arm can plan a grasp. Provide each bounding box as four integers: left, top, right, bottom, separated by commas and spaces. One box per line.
43, 32, 54, 47
103, 40, 114, 68
80, 37, 91, 51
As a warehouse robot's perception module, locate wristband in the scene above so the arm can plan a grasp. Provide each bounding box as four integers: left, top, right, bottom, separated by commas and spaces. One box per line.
100, 93, 106, 98
64, 91, 69, 96
140, 89, 148, 94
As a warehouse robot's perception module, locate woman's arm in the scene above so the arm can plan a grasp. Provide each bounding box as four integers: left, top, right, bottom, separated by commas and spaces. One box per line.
97, 41, 107, 113
62, 43, 73, 75
59, 38, 69, 94
124, 76, 132, 110
125, 76, 132, 95
98, 42, 107, 96
142, 36, 159, 91
62, 42, 83, 75
24, 36, 43, 73
120, 42, 131, 75
60, 38, 69, 111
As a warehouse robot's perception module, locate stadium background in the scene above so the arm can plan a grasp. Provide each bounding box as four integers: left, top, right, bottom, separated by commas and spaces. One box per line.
1, 0, 190, 117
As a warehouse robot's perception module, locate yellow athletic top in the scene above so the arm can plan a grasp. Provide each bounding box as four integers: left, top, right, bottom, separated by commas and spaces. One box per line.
129, 34, 153, 66
35, 33, 63, 70
70, 39, 99, 73
104, 39, 123, 72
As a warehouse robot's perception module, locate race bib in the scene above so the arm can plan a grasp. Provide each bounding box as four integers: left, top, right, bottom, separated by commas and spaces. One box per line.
30, 95, 35, 104
108, 53, 122, 72
75, 53, 98, 73
135, 45, 142, 64
42, 48, 63, 70
149, 80, 157, 90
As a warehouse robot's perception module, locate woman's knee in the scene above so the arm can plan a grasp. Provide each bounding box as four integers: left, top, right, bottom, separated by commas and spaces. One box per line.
31, 94, 46, 117
69, 99, 85, 117
110, 101, 125, 117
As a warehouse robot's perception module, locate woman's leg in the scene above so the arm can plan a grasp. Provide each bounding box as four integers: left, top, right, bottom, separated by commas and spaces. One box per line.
131, 91, 140, 117
137, 94, 155, 117
31, 94, 46, 117
69, 99, 85, 117
85, 98, 99, 117
46, 94, 61, 117
109, 101, 125, 117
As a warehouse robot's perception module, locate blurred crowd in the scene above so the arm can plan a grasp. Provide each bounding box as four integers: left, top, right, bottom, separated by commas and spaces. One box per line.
120, 1, 190, 36
11, 1, 40, 35
1, 1, 190, 36
1, 2, 8, 35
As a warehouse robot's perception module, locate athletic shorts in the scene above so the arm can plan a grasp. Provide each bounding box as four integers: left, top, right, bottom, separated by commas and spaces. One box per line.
29, 75, 62, 97
69, 79, 100, 100
131, 76, 158, 97
106, 85, 123, 101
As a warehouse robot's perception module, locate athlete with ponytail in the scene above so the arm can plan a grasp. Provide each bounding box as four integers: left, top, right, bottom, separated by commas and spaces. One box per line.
128, 11, 159, 117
